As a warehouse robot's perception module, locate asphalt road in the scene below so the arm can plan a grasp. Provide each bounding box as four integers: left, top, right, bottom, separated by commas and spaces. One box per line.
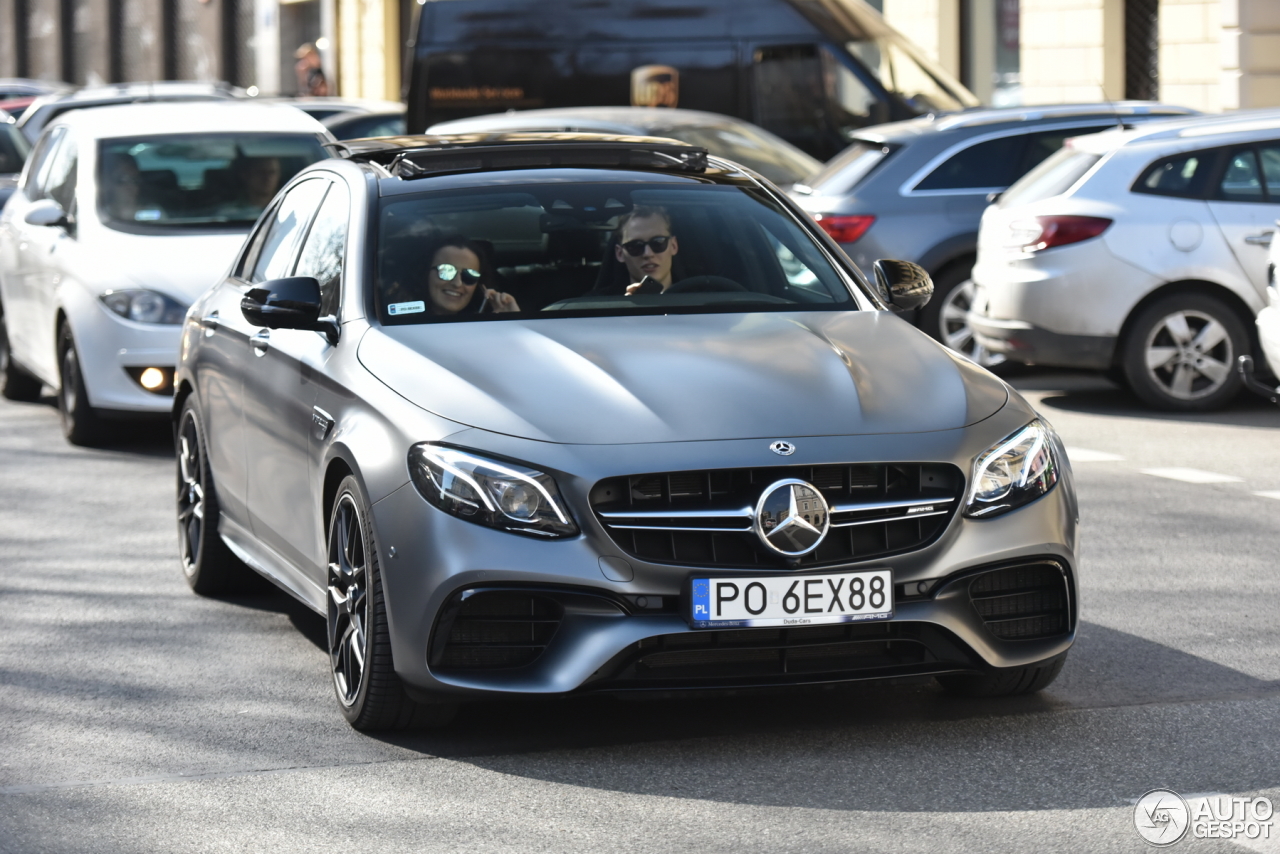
1, 371, 1278, 853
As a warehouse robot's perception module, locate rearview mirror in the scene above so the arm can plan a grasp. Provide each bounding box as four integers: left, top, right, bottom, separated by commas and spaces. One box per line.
872, 259, 933, 312
241, 277, 339, 344
24, 199, 69, 228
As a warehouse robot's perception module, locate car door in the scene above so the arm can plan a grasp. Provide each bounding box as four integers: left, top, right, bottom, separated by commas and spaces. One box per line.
29, 129, 77, 381
1206, 142, 1280, 295
191, 199, 284, 529
240, 176, 331, 578
2, 126, 66, 377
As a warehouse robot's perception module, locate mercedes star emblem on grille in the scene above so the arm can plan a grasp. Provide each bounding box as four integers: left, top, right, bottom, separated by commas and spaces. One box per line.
753, 479, 830, 558
769, 441, 796, 456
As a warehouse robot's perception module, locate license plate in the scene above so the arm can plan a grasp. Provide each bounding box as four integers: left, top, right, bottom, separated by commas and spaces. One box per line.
688, 569, 893, 629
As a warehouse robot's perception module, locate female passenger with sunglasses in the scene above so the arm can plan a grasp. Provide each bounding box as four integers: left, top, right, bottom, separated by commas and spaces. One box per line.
424, 235, 521, 315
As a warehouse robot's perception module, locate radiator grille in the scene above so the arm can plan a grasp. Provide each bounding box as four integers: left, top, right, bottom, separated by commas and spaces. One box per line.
431, 590, 563, 671
592, 463, 963, 569
969, 563, 1071, 640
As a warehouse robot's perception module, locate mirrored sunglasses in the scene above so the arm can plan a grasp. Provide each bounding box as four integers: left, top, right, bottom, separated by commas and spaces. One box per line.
620, 235, 672, 256
435, 263, 482, 285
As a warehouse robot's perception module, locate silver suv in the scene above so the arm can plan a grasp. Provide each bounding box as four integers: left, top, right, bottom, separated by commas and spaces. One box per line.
790, 103, 1197, 365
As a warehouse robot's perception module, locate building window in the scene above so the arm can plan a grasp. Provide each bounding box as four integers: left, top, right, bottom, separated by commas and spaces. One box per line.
1125, 0, 1159, 101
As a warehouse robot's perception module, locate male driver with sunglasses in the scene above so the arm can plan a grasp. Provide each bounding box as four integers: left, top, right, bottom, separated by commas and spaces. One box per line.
616, 206, 680, 294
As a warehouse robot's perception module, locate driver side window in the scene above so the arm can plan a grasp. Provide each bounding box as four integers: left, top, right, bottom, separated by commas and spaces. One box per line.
247, 178, 328, 284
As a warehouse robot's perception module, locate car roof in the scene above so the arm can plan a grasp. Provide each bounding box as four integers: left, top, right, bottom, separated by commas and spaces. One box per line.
428, 106, 776, 136
16, 81, 244, 136
851, 101, 1200, 144
1067, 107, 1280, 154
51, 101, 329, 139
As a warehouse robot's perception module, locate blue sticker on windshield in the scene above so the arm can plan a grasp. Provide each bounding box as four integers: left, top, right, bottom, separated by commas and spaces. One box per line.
134, 209, 162, 221
388, 301, 425, 316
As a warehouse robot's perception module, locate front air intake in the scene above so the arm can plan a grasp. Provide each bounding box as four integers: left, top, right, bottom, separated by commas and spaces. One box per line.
968, 562, 1072, 640
431, 589, 563, 671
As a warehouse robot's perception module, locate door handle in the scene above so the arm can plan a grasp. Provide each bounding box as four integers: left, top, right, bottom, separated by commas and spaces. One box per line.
1245, 231, 1274, 246
250, 329, 270, 356
200, 311, 220, 337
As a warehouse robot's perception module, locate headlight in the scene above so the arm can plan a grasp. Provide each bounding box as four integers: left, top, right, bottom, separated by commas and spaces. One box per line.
964, 420, 1059, 518
408, 444, 579, 538
100, 289, 188, 325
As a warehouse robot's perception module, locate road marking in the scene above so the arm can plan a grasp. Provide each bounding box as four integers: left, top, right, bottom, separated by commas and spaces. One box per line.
1141, 467, 1244, 484
1065, 447, 1124, 462
1255, 491, 1280, 501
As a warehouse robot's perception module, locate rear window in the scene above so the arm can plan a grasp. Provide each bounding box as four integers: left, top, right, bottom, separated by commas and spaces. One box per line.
97, 133, 328, 233
802, 140, 893, 194
1133, 150, 1217, 200
375, 182, 859, 324
999, 147, 1101, 207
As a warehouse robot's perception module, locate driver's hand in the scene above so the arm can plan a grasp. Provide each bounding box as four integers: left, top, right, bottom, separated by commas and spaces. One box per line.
484, 289, 521, 313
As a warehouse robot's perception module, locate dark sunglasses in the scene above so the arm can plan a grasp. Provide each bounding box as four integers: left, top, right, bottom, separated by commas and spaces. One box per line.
620, 235, 673, 256
434, 263, 482, 286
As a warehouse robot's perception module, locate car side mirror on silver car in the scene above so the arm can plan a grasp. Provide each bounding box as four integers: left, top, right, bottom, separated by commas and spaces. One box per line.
23, 198, 70, 228
872, 259, 933, 312
241, 276, 339, 345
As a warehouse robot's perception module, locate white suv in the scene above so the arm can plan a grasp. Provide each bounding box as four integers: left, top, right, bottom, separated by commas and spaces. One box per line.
969, 110, 1280, 410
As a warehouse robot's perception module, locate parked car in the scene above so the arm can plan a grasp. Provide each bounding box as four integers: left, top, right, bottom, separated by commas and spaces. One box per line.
427, 106, 823, 188
0, 102, 330, 444
16, 81, 247, 144
969, 109, 1280, 411
789, 103, 1198, 366
407, 0, 980, 160
0, 79, 73, 121
174, 132, 1078, 730
0, 108, 31, 209
323, 108, 405, 140
1242, 222, 1280, 403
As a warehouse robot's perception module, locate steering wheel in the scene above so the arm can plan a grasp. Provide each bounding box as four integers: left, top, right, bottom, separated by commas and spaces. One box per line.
664, 275, 749, 294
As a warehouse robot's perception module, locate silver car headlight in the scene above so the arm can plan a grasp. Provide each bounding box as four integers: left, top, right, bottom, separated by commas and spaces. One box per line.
964, 420, 1059, 518
100, 289, 188, 325
408, 443, 579, 538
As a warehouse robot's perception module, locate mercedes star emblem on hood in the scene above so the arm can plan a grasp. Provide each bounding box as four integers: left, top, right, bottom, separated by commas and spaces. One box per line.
754, 479, 830, 558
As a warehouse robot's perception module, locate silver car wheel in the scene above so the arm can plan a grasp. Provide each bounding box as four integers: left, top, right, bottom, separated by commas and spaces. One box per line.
938, 279, 1005, 368
328, 493, 369, 708
1142, 309, 1234, 401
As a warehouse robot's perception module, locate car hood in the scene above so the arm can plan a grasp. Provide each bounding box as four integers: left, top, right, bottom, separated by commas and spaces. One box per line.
359, 311, 1009, 445
90, 228, 248, 302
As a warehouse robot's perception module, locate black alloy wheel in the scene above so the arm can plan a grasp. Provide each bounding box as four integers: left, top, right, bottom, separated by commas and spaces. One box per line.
177, 399, 252, 594
0, 306, 42, 401
57, 322, 106, 445
327, 475, 455, 731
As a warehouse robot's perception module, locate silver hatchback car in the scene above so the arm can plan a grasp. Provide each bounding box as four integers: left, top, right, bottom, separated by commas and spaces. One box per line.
174, 134, 1078, 729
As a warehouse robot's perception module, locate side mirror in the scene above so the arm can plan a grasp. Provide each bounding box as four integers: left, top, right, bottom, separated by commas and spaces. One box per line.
241, 276, 339, 344
872, 259, 933, 312
24, 198, 69, 228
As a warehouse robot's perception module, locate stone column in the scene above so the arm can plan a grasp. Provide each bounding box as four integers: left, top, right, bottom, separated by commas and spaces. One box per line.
1159, 0, 1222, 111
1018, 0, 1124, 104
1222, 0, 1280, 109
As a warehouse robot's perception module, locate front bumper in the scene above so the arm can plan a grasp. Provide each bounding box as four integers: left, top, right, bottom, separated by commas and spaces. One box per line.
368, 425, 1080, 700
1258, 303, 1280, 381
968, 312, 1116, 370
69, 297, 180, 413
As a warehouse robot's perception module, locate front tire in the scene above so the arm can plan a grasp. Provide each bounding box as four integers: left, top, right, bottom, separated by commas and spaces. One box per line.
936, 652, 1066, 697
177, 399, 253, 595
57, 322, 107, 445
327, 475, 456, 731
0, 305, 43, 401
1121, 293, 1247, 411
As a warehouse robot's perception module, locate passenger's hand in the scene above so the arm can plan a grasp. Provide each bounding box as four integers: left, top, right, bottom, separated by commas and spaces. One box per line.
484, 289, 521, 313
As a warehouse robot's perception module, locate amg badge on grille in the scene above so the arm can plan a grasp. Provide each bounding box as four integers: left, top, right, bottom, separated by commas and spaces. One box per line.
769, 440, 796, 456
754, 479, 830, 558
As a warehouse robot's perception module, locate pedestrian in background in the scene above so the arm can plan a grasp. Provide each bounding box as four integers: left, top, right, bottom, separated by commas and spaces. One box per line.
294, 43, 329, 97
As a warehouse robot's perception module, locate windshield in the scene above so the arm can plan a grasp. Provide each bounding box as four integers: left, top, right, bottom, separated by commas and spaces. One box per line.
999, 147, 1102, 208
376, 182, 859, 324
656, 125, 822, 186
97, 133, 328, 231
792, 0, 978, 114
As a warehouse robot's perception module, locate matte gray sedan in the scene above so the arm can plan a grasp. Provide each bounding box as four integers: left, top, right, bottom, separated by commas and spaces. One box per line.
174, 133, 1078, 730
